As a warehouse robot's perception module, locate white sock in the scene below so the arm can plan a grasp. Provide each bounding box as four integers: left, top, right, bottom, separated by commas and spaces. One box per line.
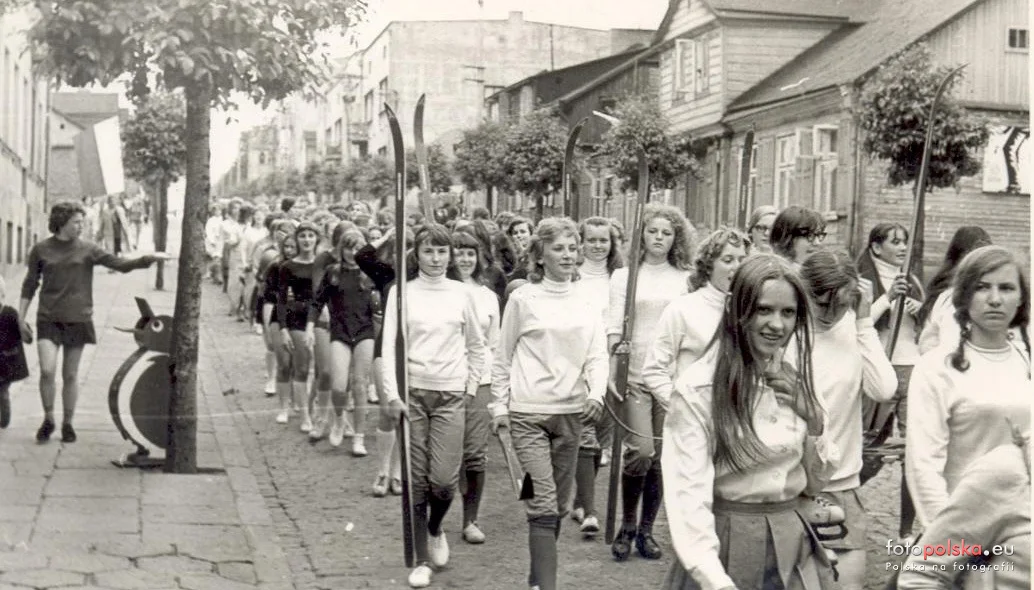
293, 381, 310, 421
376, 427, 395, 476
265, 352, 277, 384
277, 381, 291, 410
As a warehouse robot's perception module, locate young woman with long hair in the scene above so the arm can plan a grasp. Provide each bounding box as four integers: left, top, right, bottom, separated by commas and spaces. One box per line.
263, 227, 298, 421
643, 227, 751, 416
307, 229, 376, 453
277, 221, 322, 432
799, 249, 897, 590
569, 216, 624, 537
661, 254, 836, 590
855, 222, 924, 538
915, 226, 993, 354
746, 205, 778, 253
381, 223, 486, 588
489, 217, 607, 590
450, 231, 501, 545
19, 201, 162, 443
607, 203, 694, 561
769, 205, 826, 266
906, 245, 1030, 527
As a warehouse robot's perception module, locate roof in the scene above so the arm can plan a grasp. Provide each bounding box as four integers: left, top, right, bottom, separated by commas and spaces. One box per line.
728, 0, 983, 112
485, 46, 647, 103
554, 44, 665, 107
51, 92, 120, 128
651, 0, 868, 45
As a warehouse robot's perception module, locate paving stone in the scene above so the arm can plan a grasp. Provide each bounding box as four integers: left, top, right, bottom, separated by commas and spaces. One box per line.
11, 460, 54, 477
45, 468, 141, 497
217, 561, 258, 585
55, 446, 140, 469
142, 503, 241, 526
29, 533, 140, 556
35, 497, 138, 533
137, 554, 213, 575
141, 474, 235, 506
179, 573, 258, 590
48, 552, 131, 574
0, 477, 47, 505
0, 523, 32, 548
93, 539, 174, 560
144, 524, 251, 562
0, 504, 36, 523
0, 552, 48, 570
0, 568, 85, 587
94, 568, 181, 590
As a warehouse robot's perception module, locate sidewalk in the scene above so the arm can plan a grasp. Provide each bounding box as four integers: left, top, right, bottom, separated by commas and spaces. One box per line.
0, 260, 294, 590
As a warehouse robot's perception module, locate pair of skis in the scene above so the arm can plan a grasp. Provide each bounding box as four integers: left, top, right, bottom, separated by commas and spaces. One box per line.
384, 93, 436, 568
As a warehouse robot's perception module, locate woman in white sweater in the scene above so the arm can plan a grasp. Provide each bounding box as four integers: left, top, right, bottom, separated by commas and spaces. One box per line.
607, 203, 694, 562
489, 217, 607, 590
906, 245, 1030, 528
570, 216, 624, 536
449, 231, 501, 545
799, 249, 897, 590
662, 254, 837, 590
642, 227, 750, 407
381, 224, 487, 589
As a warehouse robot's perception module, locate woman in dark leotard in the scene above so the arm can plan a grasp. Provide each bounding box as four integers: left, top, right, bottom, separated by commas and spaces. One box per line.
277, 221, 320, 433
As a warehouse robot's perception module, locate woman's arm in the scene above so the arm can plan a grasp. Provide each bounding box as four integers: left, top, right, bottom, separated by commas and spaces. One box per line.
462, 291, 487, 396
642, 303, 685, 408
355, 243, 395, 290
380, 285, 401, 403
488, 293, 522, 419
857, 315, 898, 402
905, 360, 954, 526
91, 245, 156, 273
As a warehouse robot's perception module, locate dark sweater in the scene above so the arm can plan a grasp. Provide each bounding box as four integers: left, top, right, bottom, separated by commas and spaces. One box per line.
20, 237, 152, 323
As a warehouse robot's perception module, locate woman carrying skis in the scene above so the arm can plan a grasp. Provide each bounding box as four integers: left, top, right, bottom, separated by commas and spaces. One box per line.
489, 217, 607, 590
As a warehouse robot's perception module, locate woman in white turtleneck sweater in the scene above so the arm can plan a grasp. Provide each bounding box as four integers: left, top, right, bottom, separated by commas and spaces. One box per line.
642, 227, 750, 407
607, 203, 695, 562
569, 217, 624, 536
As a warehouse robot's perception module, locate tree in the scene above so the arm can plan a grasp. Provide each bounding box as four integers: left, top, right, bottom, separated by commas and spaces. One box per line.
453, 121, 508, 211
596, 94, 700, 190
856, 42, 989, 279
500, 110, 567, 220
405, 144, 452, 194
122, 91, 187, 290
24, 0, 365, 473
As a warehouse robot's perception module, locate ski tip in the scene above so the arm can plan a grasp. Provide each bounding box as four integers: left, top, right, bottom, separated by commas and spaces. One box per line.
384, 103, 397, 118
416, 93, 426, 107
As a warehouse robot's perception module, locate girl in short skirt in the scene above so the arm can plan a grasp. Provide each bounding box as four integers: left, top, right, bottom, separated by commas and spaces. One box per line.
661, 254, 837, 590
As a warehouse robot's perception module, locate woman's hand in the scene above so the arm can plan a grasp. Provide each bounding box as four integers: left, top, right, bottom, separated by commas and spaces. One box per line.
608, 344, 629, 401
887, 274, 909, 300
904, 297, 921, 316
491, 414, 510, 434
303, 327, 315, 349
18, 319, 33, 344
582, 398, 604, 423
386, 399, 408, 421
765, 361, 816, 424
280, 329, 294, 352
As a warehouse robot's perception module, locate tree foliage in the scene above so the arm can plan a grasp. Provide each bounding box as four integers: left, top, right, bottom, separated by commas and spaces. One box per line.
453, 121, 508, 191
856, 43, 988, 189
123, 91, 187, 188
501, 110, 567, 197
596, 94, 699, 190
406, 144, 452, 193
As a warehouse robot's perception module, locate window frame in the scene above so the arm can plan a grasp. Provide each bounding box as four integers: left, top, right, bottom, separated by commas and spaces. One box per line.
774, 133, 798, 208
1007, 27, 1029, 52
812, 125, 838, 212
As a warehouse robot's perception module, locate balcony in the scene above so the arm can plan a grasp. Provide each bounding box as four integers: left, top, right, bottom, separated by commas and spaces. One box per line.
348, 122, 369, 143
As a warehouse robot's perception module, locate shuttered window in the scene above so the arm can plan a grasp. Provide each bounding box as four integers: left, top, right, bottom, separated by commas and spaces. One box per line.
1008, 28, 1028, 52
676, 39, 694, 92
813, 126, 838, 211
774, 134, 797, 208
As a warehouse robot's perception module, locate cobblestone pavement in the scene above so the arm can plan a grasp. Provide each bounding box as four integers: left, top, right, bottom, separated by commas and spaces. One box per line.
200, 281, 904, 590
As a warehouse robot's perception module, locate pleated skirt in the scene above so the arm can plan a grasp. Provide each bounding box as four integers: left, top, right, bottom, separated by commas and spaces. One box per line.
662, 497, 837, 590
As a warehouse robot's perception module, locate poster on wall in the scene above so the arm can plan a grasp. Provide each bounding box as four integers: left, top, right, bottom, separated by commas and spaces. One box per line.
982, 125, 1030, 194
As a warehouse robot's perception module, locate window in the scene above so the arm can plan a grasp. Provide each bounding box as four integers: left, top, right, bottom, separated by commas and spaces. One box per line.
258, 152, 266, 165
736, 143, 758, 211
675, 39, 695, 93
364, 90, 374, 122
774, 134, 797, 208
1008, 28, 1028, 51
675, 36, 710, 99
378, 77, 389, 109
814, 126, 838, 212
5, 222, 12, 264
17, 225, 22, 263
694, 37, 710, 95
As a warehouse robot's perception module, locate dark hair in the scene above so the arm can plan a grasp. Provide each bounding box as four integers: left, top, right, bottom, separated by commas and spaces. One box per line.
450, 231, 485, 283
769, 205, 825, 260
526, 217, 580, 283
746, 205, 778, 233
331, 221, 357, 248
799, 249, 861, 320
578, 216, 624, 275
915, 226, 993, 330
709, 254, 818, 471
690, 228, 751, 290
457, 220, 497, 267
493, 232, 519, 275
264, 211, 285, 232
375, 226, 414, 267
471, 206, 491, 221
238, 204, 255, 225
406, 223, 454, 280
507, 216, 533, 238
866, 222, 909, 252
49, 201, 86, 234
948, 245, 1030, 372
280, 197, 296, 213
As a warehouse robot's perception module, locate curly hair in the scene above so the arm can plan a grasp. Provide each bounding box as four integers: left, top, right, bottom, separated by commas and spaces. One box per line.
638, 203, 695, 269
527, 217, 580, 283
689, 228, 751, 291
948, 245, 1031, 372
578, 216, 624, 275
49, 201, 86, 234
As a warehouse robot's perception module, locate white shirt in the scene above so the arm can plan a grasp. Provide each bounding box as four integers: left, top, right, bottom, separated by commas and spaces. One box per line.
467, 282, 500, 386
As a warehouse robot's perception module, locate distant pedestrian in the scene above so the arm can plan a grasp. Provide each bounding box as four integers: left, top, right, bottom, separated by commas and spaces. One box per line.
19, 201, 163, 443
0, 275, 32, 429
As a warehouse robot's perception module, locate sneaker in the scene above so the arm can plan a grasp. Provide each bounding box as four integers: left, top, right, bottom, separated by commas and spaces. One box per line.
570, 507, 584, 523
600, 448, 611, 467
275, 410, 289, 424
36, 418, 55, 442
299, 416, 313, 433
341, 413, 356, 438
264, 380, 276, 397
372, 475, 389, 497
351, 437, 368, 457
390, 477, 403, 496
580, 515, 600, 537
462, 522, 485, 544
254, 324, 263, 335
328, 418, 346, 448
308, 416, 328, 442
0, 393, 10, 428
60, 423, 77, 443
367, 385, 379, 405
408, 564, 433, 588
428, 531, 449, 567
800, 496, 846, 526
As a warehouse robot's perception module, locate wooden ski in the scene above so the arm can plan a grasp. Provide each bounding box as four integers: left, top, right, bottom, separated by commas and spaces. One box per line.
604, 147, 650, 544
413, 94, 436, 222
736, 127, 755, 229
385, 103, 416, 568
562, 117, 588, 220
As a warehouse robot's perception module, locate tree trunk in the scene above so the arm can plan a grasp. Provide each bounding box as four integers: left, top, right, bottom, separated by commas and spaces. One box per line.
534, 194, 544, 223
166, 81, 211, 474
155, 177, 169, 290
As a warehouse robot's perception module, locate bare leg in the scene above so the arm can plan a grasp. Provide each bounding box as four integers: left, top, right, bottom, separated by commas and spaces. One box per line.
60, 346, 86, 425
37, 338, 60, 421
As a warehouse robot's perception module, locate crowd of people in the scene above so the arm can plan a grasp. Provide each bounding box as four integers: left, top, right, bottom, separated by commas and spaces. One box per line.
1, 193, 1029, 590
